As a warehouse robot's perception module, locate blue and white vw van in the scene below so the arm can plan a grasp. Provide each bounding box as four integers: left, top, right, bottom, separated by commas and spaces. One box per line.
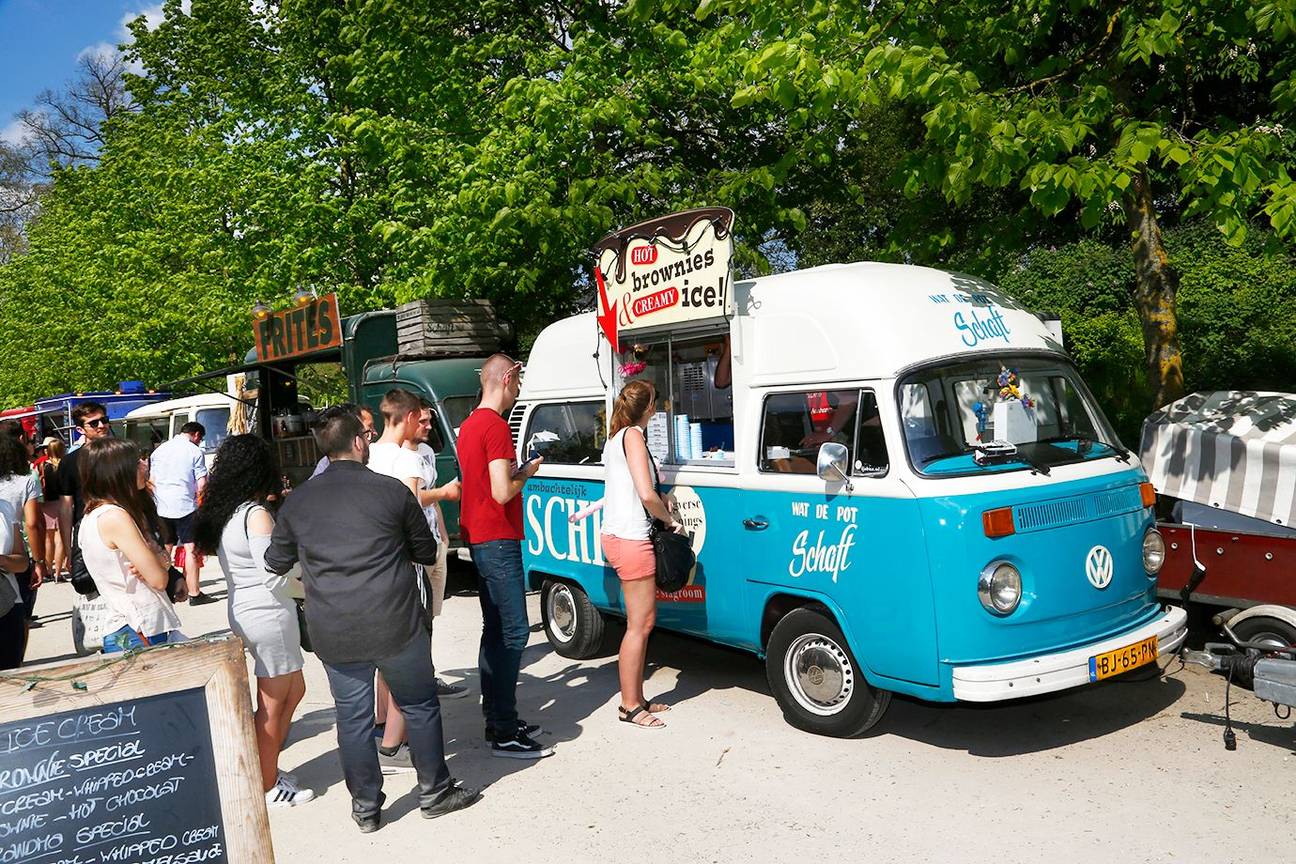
515, 262, 1187, 737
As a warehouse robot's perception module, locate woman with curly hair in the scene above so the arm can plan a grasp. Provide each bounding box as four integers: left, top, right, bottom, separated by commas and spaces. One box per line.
193, 435, 313, 809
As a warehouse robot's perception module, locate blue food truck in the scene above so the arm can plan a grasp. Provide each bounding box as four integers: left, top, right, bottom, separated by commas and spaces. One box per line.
515, 245, 1187, 736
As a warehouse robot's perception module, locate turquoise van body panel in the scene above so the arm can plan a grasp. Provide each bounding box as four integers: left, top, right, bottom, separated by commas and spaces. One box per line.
920, 466, 1159, 667
522, 462, 1162, 703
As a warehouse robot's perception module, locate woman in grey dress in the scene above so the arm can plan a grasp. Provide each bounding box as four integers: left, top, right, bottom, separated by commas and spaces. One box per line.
193, 435, 313, 808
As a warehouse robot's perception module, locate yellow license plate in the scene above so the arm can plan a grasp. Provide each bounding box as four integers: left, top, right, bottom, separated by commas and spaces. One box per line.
1089, 635, 1158, 682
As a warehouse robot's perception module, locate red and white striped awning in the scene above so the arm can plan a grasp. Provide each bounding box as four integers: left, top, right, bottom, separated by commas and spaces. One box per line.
1139, 391, 1296, 529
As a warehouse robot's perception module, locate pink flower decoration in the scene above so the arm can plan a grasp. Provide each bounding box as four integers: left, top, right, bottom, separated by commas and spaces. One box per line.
620, 360, 647, 376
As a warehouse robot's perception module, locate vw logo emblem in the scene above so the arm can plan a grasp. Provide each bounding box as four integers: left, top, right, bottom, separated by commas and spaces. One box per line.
1085, 545, 1114, 589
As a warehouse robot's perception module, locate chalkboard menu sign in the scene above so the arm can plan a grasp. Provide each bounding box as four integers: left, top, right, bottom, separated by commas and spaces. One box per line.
0, 639, 273, 864
0, 688, 227, 863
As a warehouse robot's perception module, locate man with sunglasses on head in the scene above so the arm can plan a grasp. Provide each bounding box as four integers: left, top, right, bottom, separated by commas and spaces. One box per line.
458, 354, 550, 760
55, 402, 113, 561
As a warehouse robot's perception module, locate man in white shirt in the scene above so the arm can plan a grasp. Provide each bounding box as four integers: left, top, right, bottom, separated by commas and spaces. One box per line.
411, 400, 461, 681
150, 422, 212, 605
366, 389, 456, 772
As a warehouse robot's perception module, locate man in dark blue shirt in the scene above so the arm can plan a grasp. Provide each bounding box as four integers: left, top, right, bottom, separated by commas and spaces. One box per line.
266, 407, 479, 831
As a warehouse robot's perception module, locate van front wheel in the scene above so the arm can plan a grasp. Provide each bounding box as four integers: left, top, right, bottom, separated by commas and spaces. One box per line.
765, 608, 891, 737
541, 578, 606, 659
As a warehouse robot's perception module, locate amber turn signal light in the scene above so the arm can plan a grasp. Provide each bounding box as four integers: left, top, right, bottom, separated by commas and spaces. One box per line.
1139, 482, 1156, 508
982, 507, 1015, 538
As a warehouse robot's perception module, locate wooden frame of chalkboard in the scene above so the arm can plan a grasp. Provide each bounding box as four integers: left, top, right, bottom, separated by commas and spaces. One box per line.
0, 636, 274, 864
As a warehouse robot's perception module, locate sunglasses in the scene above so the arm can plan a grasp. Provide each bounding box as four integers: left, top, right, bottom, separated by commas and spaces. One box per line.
83, 418, 110, 428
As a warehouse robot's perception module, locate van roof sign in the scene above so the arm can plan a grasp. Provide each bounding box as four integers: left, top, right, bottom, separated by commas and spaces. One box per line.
593, 207, 735, 350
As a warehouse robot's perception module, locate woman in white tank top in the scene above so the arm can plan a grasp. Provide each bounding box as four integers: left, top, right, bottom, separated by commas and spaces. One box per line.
601, 379, 681, 729
77, 439, 183, 652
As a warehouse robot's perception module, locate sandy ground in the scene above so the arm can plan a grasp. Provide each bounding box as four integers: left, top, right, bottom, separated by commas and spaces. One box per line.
19, 563, 1296, 864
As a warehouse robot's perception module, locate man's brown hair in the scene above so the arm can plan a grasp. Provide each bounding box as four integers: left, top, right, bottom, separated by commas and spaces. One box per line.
379, 388, 422, 425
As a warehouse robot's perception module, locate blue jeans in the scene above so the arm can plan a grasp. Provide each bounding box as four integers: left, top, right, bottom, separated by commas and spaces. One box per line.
321, 631, 450, 821
102, 626, 184, 653
470, 540, 529, 737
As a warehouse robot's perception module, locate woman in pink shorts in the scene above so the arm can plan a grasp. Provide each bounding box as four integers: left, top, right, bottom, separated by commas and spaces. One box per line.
600, 379, 680, 728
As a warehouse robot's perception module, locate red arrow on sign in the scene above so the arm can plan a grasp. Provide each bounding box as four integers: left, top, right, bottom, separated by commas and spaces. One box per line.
594, 265, 618, 352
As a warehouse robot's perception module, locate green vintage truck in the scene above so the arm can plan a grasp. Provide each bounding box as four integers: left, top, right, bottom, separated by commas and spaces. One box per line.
172, 297, 508, 555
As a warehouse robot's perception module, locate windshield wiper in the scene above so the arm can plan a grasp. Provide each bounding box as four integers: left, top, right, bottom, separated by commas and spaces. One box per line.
1038, 433, 1131, 463
921, 443, 1051, 475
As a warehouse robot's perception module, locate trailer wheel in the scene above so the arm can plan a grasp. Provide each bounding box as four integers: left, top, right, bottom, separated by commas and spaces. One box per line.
1231, 615, 1296, 651
765, 607, 891, 738
541, 579, 606, 659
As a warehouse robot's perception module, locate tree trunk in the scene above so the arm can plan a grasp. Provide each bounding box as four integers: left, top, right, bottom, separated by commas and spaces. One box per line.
1123, 169, 1185, 410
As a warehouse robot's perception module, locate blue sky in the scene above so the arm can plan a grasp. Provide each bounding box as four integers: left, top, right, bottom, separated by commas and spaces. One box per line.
0, 0, 164, 144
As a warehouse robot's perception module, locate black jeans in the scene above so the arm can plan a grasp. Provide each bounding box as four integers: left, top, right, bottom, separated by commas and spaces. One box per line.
321, 631, 451, 820
470, 540, 530, 736
0, 602, 27, 669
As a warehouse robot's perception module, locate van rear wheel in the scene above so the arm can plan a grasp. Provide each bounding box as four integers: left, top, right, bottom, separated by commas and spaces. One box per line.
541, 578, 606, 659
765, 608, 891, 737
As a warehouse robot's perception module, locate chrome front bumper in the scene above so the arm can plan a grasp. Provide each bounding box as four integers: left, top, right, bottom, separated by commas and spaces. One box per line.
951, 605, 1189, 702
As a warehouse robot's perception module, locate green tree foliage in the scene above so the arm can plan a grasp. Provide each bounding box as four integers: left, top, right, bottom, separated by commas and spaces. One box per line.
997, 222, 1296, 443
2, 0, 1295, 422
715, 0, 1296, 406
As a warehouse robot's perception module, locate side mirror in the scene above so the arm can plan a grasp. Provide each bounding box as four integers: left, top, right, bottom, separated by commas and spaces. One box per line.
816, 442, 854, 492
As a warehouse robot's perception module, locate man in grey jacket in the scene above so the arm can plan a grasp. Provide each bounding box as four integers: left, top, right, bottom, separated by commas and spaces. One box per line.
265, 407, 479, 832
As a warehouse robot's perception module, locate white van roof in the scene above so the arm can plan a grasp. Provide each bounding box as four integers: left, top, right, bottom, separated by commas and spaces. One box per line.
123, 392, 231, 421
520, 261, 1062, 398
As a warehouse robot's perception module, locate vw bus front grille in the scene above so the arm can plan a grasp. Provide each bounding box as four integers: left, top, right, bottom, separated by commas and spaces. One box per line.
1013, 486, 1143, 533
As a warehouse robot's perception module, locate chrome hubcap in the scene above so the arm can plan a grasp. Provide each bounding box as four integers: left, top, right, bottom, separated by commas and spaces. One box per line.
785, 633, 854, 716
1249, 630, 1290, 651
547, 585, 577, 642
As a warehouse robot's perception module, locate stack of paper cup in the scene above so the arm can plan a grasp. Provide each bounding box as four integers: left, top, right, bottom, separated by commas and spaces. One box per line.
689, 423, 703, 458
674, 414, 692, 461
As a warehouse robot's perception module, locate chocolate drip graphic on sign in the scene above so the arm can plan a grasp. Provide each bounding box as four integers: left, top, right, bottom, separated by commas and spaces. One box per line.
592, 207, 736, 345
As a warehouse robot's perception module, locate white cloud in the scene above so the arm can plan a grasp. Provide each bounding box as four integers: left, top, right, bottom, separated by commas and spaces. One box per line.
77, 42, 118, 64
116, 1, 191, 41
0, 120, 30, 148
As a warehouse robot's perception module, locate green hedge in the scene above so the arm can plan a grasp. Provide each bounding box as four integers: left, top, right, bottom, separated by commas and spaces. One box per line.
996, 222, 1296, 445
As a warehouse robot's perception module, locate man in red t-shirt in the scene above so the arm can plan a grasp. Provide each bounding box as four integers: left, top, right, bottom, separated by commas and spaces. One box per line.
457, 354, 551, 759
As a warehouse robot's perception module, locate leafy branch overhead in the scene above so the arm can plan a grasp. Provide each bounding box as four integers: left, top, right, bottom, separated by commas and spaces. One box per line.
0, 0, 1294, 414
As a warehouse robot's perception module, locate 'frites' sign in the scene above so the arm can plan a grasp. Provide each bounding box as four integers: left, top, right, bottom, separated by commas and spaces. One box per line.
253, 293, 343, 363
593, 208, 735, 350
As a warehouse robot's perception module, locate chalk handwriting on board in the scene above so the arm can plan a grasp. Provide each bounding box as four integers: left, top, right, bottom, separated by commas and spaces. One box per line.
0, 688, 228, 864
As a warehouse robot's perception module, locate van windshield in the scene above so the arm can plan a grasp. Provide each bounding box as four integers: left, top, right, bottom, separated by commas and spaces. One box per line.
898, 356, 1124, 477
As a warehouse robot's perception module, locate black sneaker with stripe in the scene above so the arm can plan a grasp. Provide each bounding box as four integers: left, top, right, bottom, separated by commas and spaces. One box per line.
490, 731, 554, 760
484, 719, 542, 742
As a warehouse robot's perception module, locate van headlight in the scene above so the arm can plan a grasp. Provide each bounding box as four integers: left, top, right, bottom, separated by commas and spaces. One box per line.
978, 562, 1022, 616
1142, 529, 1166, 576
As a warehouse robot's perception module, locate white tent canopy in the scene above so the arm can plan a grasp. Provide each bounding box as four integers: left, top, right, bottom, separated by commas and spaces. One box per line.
1139, 391, 1296, 529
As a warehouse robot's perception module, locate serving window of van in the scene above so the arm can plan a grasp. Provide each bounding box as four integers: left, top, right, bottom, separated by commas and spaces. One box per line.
617, 331, 734, 467
899, 355, 1122, 477
523, 400, 605, 465
759, 389, 889, 476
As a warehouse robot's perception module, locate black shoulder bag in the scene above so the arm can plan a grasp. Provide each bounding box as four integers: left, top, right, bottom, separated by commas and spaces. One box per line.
69, 521, 98, 596
622, 429, 695, 593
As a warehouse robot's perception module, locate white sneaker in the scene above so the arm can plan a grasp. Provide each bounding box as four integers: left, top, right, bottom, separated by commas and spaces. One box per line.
277, 769, 300, 788
266, 777, 316, 808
